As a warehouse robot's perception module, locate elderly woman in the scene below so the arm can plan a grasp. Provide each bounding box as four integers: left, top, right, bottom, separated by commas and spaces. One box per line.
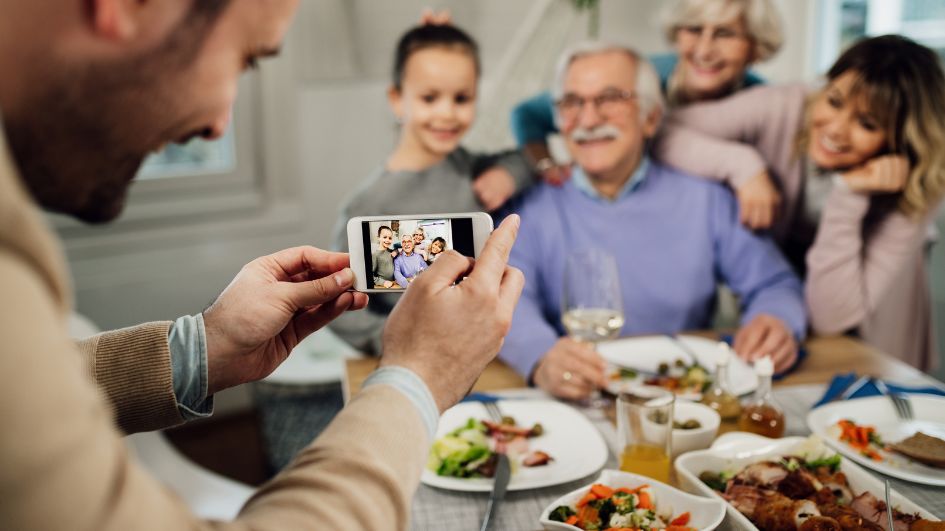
510, 0, 784, 184
654, 35, 945, 370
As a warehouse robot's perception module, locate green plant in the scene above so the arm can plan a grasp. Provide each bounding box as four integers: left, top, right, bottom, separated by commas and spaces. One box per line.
571, 0, 602, 38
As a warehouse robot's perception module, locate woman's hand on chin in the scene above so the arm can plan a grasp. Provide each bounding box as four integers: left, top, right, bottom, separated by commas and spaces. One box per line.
841, 155, 909, 194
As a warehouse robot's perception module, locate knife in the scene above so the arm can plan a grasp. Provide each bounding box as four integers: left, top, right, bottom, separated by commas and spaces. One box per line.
480, 453, 511, 531
838, 375, 872, 401
884, 479, 895, 531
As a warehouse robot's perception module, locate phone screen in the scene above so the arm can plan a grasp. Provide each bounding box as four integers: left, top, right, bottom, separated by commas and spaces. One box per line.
361, 217, 475, 290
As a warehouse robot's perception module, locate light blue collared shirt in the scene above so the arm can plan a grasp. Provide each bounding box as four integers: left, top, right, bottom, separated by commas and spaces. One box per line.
168, 316, 439, 439
571, 155, 651, 203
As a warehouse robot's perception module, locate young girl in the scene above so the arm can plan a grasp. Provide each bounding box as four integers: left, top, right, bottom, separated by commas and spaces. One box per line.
654, 35, 945, 369
372, 225, 398, 289
329, 23, 534, 353
427, 236, 447, 264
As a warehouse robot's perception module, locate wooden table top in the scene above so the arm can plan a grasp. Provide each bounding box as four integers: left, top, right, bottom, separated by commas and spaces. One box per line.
344, 333, 932, 398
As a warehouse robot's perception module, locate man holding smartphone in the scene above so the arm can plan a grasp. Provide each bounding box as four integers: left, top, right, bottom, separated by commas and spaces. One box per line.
0, 1, 524, 530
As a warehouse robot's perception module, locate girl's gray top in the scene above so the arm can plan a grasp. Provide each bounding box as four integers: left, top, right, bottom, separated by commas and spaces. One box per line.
328, 146, 533, 354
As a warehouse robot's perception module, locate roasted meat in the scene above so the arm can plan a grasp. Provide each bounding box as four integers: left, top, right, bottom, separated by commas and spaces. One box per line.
818, 501, 884, 531
800, 516, 843, 531
522, 450, 552, 467
725, 484, 821, 531
733, 461, 790, 487
850, 492, 919, 531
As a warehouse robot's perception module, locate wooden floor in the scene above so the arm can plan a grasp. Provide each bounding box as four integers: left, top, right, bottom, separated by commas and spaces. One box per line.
164, 410, 271, 486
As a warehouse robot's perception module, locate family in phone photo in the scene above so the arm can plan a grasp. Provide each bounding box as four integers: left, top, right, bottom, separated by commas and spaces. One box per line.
369, 220, 453, 288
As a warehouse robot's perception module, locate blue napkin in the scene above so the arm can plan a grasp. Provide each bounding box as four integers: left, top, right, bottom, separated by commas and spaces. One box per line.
812, 372, 945, 408
719, 334, 807, 381
461, 392, 501, 403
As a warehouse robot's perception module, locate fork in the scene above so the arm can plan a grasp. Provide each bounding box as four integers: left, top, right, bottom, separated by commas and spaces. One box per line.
480, 401, 511, 531
873, 378, 914, 420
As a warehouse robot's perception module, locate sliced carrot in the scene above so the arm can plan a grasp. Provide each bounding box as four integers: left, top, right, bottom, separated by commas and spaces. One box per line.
577, 505, 599, 527
576, 491, 597, 508
591, 484, 615, 498
666, 526, 697, 531
565, 515, 579, 525
636, 490, 653, 510
616, 484, 649, 495
670, 512, 691, 526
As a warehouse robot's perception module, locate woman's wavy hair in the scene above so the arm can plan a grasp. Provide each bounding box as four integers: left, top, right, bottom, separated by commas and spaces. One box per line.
800, 35, 945, 218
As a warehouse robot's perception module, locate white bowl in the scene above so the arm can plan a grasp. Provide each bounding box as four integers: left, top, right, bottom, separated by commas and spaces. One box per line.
538, 468, 726, 531
672, 402, 721, 456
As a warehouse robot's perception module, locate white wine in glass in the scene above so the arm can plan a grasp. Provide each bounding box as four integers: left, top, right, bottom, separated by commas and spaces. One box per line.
561, 308, 625, 343
561, 249, 624, 406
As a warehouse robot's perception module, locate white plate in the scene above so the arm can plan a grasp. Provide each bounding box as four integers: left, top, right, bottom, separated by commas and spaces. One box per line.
675, 432, 939, 531
807, 395, 945, 486
422, 399, 608, 492
599, 335, 757, 399
539, 469, 726, 530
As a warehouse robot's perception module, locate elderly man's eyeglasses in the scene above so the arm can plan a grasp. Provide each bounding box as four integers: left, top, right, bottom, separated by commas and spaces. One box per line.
555, 89, 637, 122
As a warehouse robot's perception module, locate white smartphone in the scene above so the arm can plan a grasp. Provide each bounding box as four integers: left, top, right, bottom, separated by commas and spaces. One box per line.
347, 212, 493, 292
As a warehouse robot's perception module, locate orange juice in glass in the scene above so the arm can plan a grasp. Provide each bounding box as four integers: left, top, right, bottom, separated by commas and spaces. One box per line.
617, 386, 674, 483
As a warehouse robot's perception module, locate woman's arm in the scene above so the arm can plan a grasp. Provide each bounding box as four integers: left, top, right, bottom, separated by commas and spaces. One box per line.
656, 84, 808, 184
805, 183, 931, 334
654, 123, 768, 187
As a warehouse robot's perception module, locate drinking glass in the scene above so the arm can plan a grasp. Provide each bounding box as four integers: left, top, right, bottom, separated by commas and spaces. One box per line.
617, 386, 674, 483
561, 249, 624, 406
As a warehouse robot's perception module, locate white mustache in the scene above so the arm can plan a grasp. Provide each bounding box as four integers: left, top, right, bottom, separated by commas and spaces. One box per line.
570, 124, 621, 143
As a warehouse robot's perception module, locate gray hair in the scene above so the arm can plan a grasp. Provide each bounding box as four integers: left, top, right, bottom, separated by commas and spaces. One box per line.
660, 0, 784, 62
551, 41, 665, 125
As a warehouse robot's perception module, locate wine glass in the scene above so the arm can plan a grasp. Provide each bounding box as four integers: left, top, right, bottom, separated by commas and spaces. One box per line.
561, 248, 625, 406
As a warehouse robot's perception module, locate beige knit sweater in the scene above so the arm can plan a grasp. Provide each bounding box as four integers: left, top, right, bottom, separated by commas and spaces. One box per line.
0, 126, 428, 529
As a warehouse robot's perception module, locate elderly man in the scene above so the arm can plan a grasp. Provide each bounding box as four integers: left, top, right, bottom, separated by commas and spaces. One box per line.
0, 1, 523, 529
394, 233, 428, 287
498, 42, 806, 400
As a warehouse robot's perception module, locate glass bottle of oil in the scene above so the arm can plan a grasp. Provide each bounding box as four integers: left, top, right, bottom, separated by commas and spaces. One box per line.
701, 342, 742, 421
738, 356, 785, 438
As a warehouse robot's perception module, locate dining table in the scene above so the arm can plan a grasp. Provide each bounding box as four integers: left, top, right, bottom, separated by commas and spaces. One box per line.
344, 334, 945, 531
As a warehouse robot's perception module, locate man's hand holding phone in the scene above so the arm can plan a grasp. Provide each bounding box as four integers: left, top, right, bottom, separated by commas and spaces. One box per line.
202, 247, 369, 395
380, 215, 525, 413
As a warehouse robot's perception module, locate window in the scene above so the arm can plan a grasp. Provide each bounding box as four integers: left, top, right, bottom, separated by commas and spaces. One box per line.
817, 0, 945, 73
138, 129, 236, 180
51, 71, 303, 259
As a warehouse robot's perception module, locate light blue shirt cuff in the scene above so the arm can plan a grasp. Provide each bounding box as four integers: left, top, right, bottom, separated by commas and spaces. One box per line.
168, 314, 214, 420
362, 366, 439, 441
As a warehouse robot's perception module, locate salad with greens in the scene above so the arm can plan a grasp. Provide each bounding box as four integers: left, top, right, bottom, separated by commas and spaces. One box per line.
427, 417, 549, 479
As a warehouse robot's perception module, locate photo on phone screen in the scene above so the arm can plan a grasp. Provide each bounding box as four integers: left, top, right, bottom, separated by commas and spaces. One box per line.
362, 217, 475, 290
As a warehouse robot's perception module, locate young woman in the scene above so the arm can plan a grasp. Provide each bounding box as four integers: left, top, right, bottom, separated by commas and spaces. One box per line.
329, 23, 535, 353
510, 0, 783, 185
655, 35, 945, 369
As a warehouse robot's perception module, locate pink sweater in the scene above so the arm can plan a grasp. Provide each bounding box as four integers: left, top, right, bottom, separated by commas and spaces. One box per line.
654, 83, 938, 370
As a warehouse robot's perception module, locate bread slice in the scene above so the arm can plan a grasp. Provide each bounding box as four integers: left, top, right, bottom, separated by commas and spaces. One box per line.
890, 432, 945, 468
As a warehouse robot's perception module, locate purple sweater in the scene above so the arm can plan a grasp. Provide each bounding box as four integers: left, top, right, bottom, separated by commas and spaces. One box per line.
499, 162, 806, 379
